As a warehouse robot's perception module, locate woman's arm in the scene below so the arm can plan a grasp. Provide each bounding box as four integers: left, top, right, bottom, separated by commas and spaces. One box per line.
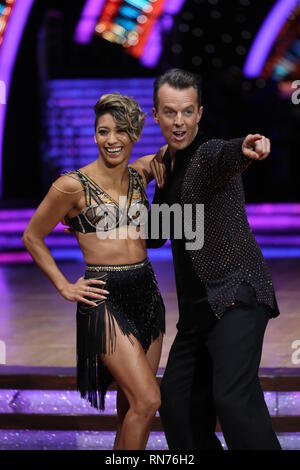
22, 176, 107, 306
130, 154, 155, 185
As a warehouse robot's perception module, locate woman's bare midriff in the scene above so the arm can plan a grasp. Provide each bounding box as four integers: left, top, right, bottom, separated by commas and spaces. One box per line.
76, 227, 148, 266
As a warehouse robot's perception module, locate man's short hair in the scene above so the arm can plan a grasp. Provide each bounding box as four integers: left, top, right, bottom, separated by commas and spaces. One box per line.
153, 68, 202, 110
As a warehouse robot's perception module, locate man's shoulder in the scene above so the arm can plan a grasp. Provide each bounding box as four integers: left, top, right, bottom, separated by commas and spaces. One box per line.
191, 139, 226, 162
197, 138, 225, 153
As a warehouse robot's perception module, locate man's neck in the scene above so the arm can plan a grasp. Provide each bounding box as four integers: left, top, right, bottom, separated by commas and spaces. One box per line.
169, 127, 199, 169
169, 147, 176, 170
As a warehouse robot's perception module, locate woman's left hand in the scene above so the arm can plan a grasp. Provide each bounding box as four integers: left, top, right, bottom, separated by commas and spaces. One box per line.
59, 277, 109, 306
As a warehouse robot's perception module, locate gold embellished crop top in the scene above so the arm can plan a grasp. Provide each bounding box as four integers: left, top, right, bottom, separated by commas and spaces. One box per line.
60, 167, 149, 233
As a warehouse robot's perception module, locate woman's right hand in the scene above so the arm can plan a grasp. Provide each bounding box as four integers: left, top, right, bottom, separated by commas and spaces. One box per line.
60, 277, 109, 307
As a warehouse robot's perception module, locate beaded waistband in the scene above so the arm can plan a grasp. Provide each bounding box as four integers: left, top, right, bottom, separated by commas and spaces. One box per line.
85, 258, 149, 272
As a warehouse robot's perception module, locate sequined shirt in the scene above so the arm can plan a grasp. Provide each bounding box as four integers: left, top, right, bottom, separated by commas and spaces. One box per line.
161, 131, 214, 327
148, 129, 280, 319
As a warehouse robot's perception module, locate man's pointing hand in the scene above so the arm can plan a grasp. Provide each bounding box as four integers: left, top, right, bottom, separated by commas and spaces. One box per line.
242, 134, 271, 161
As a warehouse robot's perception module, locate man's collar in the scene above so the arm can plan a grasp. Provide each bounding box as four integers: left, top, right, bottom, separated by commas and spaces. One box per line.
163, 126, 208, 168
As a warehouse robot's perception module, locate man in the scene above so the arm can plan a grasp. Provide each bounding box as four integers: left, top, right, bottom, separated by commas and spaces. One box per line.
148, 68, 281, 450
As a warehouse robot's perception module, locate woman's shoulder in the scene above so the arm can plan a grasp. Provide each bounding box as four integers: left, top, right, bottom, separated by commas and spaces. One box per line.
128, 165, 140, 177
128, 164, 147, 188
52, 170, 84, 195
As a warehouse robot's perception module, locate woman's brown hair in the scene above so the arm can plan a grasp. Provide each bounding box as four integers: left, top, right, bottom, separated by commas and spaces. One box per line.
94, 92, 146, 142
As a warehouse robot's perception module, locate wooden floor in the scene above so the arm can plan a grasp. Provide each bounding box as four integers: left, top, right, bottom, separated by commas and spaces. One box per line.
0, 257, 300, 368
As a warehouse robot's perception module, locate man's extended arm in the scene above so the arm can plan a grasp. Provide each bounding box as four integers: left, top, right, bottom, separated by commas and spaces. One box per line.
200, 134, 271, 186
148, 135, 270, 191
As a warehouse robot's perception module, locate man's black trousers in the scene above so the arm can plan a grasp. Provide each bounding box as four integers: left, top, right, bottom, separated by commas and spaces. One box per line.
159, 284, 281, 450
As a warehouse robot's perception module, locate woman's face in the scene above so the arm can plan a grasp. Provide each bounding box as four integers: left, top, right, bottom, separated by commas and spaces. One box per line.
95, 113, 134, 166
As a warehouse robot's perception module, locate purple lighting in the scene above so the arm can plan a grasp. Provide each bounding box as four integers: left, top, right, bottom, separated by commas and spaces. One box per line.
0, 208, 35, 220
0, 252, 32, 264
140, 22, 162, 67
74, 0, 106, 44
243, 0, 299, 78
246, 203, 300, 215
0, 221, 66, 233
0, 0, 34, 198
247, 215, 300, 230
141, 0, 187, 68
76, 0, 188, 66
1, 389, 299, 416
163, 0, 187, 15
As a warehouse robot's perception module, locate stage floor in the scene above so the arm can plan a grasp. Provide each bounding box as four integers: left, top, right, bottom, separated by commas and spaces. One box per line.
1, 257, 300, 369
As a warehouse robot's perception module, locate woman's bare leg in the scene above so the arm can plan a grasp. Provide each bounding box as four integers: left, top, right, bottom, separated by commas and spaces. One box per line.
113, 334, 163, 449
147, 334, 164, 374
113, 385, 128, 450
102, 317, 162, 450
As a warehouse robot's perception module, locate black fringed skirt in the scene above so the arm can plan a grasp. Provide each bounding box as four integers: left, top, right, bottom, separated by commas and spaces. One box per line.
76, 258, 165, 411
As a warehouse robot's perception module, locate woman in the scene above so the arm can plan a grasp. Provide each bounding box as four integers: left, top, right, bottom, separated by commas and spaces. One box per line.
22, 93, 165, 450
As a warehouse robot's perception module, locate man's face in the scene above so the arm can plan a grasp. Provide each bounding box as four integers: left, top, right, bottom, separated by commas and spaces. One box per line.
153, 84, 203, 154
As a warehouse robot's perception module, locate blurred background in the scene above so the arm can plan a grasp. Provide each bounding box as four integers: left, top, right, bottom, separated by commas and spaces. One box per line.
1, 0, 300, 199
